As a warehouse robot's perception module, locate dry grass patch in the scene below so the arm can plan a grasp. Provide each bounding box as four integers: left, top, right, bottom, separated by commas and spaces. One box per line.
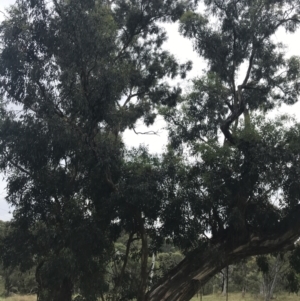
0, 295, 36, 301
191, 293, 300, 301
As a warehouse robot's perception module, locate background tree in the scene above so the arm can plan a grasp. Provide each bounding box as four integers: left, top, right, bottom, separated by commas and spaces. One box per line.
285, 245, 300, 295
256, 254, 288, 301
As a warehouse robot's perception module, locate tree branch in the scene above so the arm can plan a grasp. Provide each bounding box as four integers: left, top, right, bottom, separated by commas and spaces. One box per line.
133, 127, 158, 135
146, 206, 300, 301
4, 152, 32, 177
116, 232, 136, 288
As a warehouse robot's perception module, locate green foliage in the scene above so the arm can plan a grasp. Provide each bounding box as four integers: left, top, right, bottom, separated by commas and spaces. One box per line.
161, 0, 300, 250
0, 0, 194, 300
1, 0, 300, 300
157, 252, 184, 276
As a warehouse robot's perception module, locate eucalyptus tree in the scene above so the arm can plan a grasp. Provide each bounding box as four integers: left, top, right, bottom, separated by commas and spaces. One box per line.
147, 0, 300, 300
0, 0, 192, 300
1, 0, 300, 301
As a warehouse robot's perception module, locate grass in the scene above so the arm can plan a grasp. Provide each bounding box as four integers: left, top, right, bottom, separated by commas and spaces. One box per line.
191, 292, 300, 301
0, 293, 298, 301
0, 296, 36, 301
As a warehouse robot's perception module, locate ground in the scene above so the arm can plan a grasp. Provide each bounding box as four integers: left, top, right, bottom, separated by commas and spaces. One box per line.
0, 293, 299, 301
191, 293, 300, 301
0, 296, 36, 301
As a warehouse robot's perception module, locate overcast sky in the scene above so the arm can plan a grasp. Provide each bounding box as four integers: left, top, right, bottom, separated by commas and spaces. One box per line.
0, 0, 299, 221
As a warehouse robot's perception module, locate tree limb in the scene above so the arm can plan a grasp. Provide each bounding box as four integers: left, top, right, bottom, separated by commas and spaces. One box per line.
146, 206, 300, 301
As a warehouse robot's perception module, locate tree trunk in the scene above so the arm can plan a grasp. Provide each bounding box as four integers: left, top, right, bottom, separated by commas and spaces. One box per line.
55, 277, 73, 301
150, 253, 156, 286
146, 222, 300, 301
263, 274, 271, 301
264, 254, 282, 301
242, 287, 246, 298
4, 267, 14, 297
221, 267, 228, 296
37, 274, 73, 301
137, 213, 149, 301
268, 273, 278, 300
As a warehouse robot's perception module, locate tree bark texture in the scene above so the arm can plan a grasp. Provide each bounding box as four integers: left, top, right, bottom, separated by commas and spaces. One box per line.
55, 277, 73, 301
146, 216, 300, 301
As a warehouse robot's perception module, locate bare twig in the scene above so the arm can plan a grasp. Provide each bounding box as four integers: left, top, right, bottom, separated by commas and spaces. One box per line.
133, 127, 159, 135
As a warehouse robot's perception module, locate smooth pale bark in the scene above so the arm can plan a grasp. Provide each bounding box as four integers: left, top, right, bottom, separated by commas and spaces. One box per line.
263, 254, 283, 301
146, 214, 300, 301
150, 253, 156, 285
137, 215, 149, 301
221, 267, 228, 296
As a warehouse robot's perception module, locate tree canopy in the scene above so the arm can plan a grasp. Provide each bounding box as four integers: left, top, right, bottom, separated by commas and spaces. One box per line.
1, 0, 300, 301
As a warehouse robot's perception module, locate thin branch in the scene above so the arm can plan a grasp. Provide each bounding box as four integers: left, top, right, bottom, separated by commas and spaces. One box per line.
231, 29, 237, 96
0, 11, 8, 19
225, 100, 234, 112
242, 45, 256, 87
122, 91, 142, 108
106, 169, 118, 192
52, 0, 63, 17
5, 156, 32, 177
167, 114, 209, 145
117, 232, 136, 287
133, 127, 158, 135
221, 41, 257, 144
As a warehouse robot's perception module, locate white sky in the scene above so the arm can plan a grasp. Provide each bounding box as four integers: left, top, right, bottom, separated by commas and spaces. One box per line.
0, 0, 300, 221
